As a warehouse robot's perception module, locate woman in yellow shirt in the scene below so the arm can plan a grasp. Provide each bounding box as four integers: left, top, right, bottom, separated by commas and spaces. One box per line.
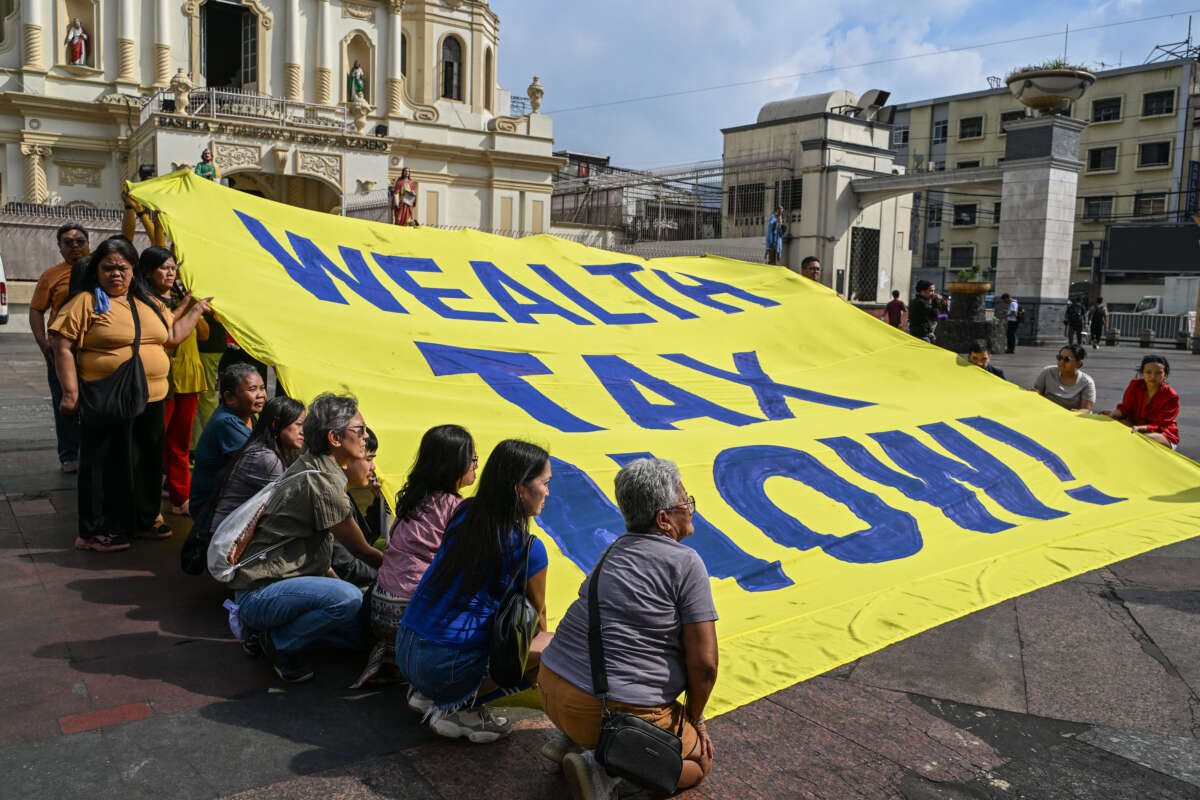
51, 236, 211, 552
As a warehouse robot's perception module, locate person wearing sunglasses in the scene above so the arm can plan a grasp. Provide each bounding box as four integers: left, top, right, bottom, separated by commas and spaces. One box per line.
229, 393, 383, 683
1034, 344, 1095, 412
354, 424, 477, 687
538, 457, 718, 798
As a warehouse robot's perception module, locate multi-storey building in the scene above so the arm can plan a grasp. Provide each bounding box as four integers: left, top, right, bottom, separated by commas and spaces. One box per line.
0, 0, 560, 281
886, 58, 1198, 305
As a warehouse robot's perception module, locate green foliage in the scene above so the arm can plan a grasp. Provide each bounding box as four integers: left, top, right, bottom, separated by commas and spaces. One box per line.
957, 265, 983, 282
1007, 59, 1088, 79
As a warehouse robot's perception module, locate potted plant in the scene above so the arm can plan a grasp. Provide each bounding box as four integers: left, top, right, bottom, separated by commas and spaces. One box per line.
946, 265, 990, 294
1006, 59, 1096, 115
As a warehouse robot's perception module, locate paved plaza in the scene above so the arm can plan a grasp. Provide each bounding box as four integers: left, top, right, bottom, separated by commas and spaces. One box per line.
2, 313, 1200, 799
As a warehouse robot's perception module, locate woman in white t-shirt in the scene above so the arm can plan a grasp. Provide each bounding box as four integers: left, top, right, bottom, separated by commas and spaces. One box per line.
1034, 344, 1095, 412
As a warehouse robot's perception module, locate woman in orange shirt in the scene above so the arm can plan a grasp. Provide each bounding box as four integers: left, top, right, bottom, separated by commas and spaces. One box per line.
51, 237, 211, 552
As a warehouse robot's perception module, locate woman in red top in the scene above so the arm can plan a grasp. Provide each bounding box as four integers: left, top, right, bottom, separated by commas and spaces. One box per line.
1102, 355, 1179, 448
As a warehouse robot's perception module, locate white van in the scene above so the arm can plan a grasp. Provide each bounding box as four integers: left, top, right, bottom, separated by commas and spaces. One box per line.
0, 251, 8, 325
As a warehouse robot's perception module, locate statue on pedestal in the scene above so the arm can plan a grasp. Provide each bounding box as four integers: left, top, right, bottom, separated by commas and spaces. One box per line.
392, 167, 417, 226
347, 60, 366, 100
170, 68, 194, 113
65, 18, 89, 66
526, 76, 544, 114
194, 148, 220, 182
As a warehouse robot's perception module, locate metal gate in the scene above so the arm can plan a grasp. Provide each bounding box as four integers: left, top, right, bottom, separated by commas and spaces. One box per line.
849, 226, 880, 303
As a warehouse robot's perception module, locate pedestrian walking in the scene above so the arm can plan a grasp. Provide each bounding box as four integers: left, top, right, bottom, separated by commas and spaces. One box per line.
1064, 297, 1085, 346
1089, 297, 1108, 347
884, 290, 906, 328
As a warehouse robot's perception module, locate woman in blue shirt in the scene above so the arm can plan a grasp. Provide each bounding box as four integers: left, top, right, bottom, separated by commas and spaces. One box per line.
397, 438, 552, 743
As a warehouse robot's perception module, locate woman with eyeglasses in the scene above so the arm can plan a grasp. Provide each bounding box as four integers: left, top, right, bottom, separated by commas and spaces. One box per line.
353, 424, 478, 687
395, 439, 552, 744
1033, 344, 1095, 412
537, 457, 718, 797
228, 393, 383, 683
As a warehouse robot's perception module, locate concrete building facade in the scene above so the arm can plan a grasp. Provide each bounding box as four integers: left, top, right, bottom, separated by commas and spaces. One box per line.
886, 58, 1199, 305
0, 0, 561, 280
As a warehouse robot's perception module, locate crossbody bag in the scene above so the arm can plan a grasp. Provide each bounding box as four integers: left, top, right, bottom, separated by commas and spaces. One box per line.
588, 541, 684, 795
79, 296, 148, 424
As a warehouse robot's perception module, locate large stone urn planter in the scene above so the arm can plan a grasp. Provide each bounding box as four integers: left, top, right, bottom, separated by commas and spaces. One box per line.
1006, 68, 1096, 115
935, 282, 998, 354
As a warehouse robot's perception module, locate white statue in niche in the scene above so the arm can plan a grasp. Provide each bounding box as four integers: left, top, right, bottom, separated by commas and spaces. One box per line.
65, 18, 89, 66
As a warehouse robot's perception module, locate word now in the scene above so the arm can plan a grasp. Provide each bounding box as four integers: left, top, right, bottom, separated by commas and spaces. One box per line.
238, 211, 780, 325
535, 416, 1124, 591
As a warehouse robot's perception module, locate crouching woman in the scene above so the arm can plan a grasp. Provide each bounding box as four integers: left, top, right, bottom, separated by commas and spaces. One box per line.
229, 393, 383, 682
538, 457, 718, 797
395, 439, 553, 743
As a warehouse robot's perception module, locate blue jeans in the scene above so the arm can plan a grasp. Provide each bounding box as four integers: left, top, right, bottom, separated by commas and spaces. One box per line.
237, 577, 371, 653
395, 625, 532, 710
46, 361, 79, 465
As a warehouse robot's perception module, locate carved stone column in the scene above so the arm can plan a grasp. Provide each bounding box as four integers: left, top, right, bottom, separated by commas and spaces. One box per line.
315, 0, 332, 104
21, 144, 50, 204
387, 1, 406, 117
116, 0, 137, 86
285, 0, 302, 101
22, 0, 46, 72
154, 0, 172, 86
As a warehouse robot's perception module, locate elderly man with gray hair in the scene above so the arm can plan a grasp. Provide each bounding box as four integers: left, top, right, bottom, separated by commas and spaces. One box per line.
538, 457, 718, 799
230, 392, 383, 683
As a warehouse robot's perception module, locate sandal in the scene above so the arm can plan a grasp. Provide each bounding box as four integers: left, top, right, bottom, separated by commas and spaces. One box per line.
136, 522, 173, 540
75, 534, 132, 552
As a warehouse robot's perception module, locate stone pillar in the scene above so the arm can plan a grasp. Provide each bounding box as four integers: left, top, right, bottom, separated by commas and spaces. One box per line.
21, 144, 50, 204
285, 0, 302, 101
315, 0, 332, 104
994, 116, 1087, 345
386, 1, 405, 117
22, 0, 46, 72
116, 0, 137, 87
154, 0, 172, 86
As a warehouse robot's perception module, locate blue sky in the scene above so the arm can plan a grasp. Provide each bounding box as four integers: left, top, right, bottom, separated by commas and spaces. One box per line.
497, 0, 1197, 167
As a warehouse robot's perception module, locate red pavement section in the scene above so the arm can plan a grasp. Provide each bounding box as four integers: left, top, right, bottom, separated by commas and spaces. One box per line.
0, 499, 274, 748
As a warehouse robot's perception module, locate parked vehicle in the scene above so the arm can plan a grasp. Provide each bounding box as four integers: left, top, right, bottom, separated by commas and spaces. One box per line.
1134, 276, 1200, 316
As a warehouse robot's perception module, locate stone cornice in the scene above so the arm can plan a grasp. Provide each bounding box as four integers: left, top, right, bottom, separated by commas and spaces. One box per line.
150, 114, 390, 153
0, 91, 140, 125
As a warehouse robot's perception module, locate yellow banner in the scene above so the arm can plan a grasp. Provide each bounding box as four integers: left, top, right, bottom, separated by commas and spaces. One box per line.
132, 171, 1200, 716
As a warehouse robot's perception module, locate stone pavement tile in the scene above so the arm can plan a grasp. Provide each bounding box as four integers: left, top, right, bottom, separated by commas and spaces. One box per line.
1017, 582, 1196, 735
9, 497, 54, 516
0, 729, 140, 800
47, 488, 75, 513
0, 447, 60, 477
1115, 586, 1200, 701
0, 662, 92, 747
0, 501, 18, 532
59, 701, 154, 734
399, 724, 567, 799
1078, 726, 1200, 789
1108, 555, 1200, 591
0, 548, 45, 590
697, 695, 905, 799
0, 470, 77, 495
218, 751, 441, 800
771, 677, 1004, 783
1146, 536, 1200, 560
849, 601, 1026, 714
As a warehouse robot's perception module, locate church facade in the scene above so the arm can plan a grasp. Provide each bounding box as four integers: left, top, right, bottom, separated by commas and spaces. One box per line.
0, 0, 560, 278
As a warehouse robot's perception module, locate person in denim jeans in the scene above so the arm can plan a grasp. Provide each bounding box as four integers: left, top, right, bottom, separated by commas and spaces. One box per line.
396, 439, 553, 743
230, 393, 383, 682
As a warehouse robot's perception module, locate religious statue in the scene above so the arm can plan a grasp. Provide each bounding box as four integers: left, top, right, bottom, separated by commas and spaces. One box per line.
350, 93, 371, 133
526, 76, 544, 114
391, 167, 418, 226
64, 18, 88, 66
170, 68, 195, 113
347, 60, 366, 100
194, 148, 220, 182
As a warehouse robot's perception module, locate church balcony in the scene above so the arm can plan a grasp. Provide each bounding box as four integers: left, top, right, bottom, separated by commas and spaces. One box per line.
139, 87, 352, 135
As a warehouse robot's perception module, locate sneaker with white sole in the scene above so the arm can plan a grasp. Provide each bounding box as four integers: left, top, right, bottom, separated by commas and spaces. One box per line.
430, 705, 512, 744
563, 751, 622, 800
407, 687, 434, 715
540, 729, 577, 764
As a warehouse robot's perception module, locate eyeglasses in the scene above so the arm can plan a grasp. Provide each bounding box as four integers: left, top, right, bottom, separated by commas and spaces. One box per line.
663, 495, 696, 514
343, 425, 366, 437
470, 455, 479, 465
1056, 355, 1074, 362
61, 238, 87, 247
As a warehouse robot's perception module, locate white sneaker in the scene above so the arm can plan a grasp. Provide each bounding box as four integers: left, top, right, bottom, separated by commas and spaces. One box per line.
563, 750, 622, 800
430, 705, 512, 744
407, 687, 434, 715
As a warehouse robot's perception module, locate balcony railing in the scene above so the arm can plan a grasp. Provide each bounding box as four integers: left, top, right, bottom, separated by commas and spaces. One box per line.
140, 87, 351, 133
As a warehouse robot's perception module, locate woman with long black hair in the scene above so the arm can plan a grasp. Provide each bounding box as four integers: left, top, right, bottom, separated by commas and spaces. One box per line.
353, 424, 477, 687
51, 236, 210, 551
396, 438, 552, 743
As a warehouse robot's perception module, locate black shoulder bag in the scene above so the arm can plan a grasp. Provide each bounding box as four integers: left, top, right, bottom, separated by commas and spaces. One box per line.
79, 296, 149, 424
488, 533, 540, 688
589, 543, 684, 795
